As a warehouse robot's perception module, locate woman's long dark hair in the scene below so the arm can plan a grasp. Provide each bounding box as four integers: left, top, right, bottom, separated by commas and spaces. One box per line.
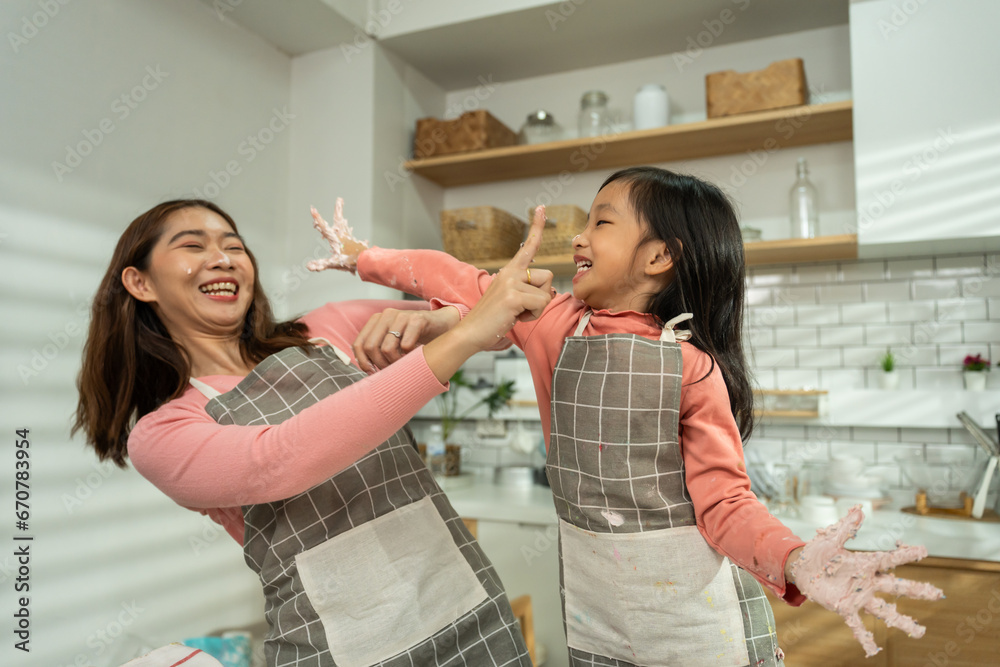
73, 199, 312, 467
600, 167, 755, 441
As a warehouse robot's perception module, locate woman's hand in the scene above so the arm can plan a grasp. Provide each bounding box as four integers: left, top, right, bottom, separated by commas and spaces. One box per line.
786, 506, 944, 657
423, 207, 554, 383
305, 198, 369, 273
353, 306, 461, 373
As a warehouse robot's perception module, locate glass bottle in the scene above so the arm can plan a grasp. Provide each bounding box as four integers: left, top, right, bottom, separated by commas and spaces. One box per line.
426, 423, 446, 477
789, 157, 819, 238
518, 109, 563, 145
578, 90, 610, 138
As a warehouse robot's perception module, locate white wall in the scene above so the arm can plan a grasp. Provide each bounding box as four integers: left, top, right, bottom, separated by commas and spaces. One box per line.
438, 24, 856, 242
0, 1, 294, 664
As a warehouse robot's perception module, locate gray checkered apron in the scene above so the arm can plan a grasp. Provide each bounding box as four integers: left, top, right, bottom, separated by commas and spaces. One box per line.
546, 311, 783, 667
190, 341, 531, 667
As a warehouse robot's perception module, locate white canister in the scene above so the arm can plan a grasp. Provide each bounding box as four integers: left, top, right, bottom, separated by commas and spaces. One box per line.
633, 84, 669, 130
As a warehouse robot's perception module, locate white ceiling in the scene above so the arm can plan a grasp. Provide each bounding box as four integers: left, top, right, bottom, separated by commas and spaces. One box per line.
203, 0, 849, 89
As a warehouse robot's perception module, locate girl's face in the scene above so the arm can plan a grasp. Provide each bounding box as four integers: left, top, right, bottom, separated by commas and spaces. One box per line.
122, 207, 255, 340
572, 181, 671, 312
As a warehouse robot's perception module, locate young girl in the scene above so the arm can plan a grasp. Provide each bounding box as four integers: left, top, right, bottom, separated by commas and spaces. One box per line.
314, 167, 943, 666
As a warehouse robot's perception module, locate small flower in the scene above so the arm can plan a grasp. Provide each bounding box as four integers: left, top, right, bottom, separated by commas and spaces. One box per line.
963, 354, 990, 372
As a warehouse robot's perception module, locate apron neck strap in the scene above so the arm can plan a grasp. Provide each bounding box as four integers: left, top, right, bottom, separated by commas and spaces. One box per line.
187, 338, 354, 400
660, 313, 693, 342
188, 377, 222, 399
574, 309, 693, 342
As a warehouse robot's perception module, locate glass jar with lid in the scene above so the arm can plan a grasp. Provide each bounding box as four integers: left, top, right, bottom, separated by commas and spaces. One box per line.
518, 109, 563, 145
578, 90, 611, 138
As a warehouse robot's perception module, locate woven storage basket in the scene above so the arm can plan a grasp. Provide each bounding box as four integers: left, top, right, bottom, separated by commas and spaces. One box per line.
706, 58, 808, 118
414, 111, 517, 159
527, 205, 588, 257
441, 207, 526, 262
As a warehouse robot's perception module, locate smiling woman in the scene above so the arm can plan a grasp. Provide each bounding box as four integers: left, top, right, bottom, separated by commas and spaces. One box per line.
71, 199, 551, 667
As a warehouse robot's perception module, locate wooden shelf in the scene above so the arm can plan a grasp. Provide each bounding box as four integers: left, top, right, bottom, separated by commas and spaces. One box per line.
404, 100, 853, 187
469, 234, 857, 273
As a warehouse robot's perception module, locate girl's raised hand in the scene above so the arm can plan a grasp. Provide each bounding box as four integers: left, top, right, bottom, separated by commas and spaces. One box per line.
453, 206, 555, 349
787, 506, 944, 657
305, 198, 369, 273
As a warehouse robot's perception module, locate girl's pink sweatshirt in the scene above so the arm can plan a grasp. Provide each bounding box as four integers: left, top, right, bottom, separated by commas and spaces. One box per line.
358, 248, 806, 604
127, 299, 448, 544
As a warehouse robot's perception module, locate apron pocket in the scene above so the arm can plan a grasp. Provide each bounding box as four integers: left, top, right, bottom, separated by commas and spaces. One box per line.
295, 496, 488, 667
560, 521, 749, 667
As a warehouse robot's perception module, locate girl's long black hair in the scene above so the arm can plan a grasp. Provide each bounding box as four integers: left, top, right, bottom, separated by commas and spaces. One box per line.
601, 166, 755, 441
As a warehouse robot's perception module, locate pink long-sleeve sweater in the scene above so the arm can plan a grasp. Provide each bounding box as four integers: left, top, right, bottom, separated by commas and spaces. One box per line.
358, 248, 807, 604
127, 299, 448, 544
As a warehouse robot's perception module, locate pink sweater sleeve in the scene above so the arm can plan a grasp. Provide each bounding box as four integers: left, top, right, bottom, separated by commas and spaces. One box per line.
357, 247, 533, 348
679, 345, 806, 605
127, 301, 448, 510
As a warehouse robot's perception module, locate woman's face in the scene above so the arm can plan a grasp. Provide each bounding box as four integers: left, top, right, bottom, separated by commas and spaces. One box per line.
123, 207, 255, 340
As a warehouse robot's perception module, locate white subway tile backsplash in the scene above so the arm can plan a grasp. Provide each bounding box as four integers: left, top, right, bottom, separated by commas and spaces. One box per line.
913, 279, 961, 301
853, 426, 900, 442
795, 263, 842, 285
963, 321, 1000, 343
936, 298, 988, 322
887, 258, 935, 280
900, 427, 951, 444
797, 347, 843, 368
819, 325, 865, 346
842, 346, 881, 367
818, 283, 863, 304
746, 438, 785, 461
819, 368, 866, 390
753, 369, 777, 389
865, 281, 911, 303
936, 254, 985, 276
752, 347, 796, 368
864, 323, 912, 346
961, 275, 1000, 298
751, 267, 795, 287
911, 321, 962, 345
749, 305, 795, 327
795, 304, 841, 325
888, 300, 937, 323
745, 286, 772, 306
895, 345, 938, 367
806, 425, 852, 441
829, 441, 877, 464
759, 423, 807, 439
773, 285, 818, 305
840, 260, 886, 282
776, 368, 820, 389
914, 367, 965, 390
775, 326, 819, 347
744, 327, 775, 348
925, 444, 977, 465
841, 302, 888, 324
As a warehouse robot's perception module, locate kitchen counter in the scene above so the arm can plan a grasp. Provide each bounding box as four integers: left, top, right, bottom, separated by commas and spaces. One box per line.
444, 480, 1000, 562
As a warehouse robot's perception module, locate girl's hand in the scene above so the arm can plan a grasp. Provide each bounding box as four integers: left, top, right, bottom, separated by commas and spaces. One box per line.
422, 207, 553, 384
353, 306, 461, 373
305, 198, 369, 273
453, 206, 554, 348
787, 506, 944, 657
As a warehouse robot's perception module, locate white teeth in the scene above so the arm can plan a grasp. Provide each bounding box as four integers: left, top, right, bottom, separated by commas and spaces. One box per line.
575, 260, 592, 274
200, 282, 237, 295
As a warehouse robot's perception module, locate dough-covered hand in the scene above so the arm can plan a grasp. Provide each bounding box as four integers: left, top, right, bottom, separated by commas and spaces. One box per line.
788, 506, 944, 657
453, 206, 554, 349
305, 198, 369, 273
353, 306, 460, 373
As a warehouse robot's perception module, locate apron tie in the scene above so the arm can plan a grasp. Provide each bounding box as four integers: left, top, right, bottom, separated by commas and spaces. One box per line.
572, 309, 693, 342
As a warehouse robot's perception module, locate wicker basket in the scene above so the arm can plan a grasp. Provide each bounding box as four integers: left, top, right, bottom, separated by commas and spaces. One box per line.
441, 207, 526, 262
706, 58, 808, 118
527, 205, 588, 257
414, 110, 517, 159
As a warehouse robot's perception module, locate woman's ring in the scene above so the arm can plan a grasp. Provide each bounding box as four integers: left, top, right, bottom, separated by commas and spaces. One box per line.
388, 330, 402, 339
525, 268, 531, 283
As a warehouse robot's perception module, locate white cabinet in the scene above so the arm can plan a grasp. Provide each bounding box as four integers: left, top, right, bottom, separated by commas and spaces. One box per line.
849, 0, 1000, 257
475, 519, 568, 667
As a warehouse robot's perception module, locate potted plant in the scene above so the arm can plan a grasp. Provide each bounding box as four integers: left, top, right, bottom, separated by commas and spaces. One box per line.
962, 354, 990, 391
437, 370, 516, 442
877, 348, 899, 390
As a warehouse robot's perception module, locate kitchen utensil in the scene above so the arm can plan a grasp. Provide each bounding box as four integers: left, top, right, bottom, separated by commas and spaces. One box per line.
956, 411, 1000, 457
896, 450, 990, 509
971, 456, 999, 519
